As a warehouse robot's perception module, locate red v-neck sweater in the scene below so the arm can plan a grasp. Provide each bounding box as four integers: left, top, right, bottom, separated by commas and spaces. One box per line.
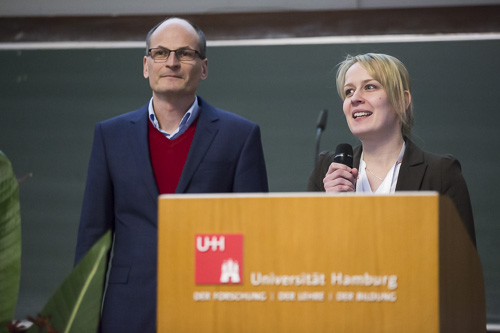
148, 120, 197, 194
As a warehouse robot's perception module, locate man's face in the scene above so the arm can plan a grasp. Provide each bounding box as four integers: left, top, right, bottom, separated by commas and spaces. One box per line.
143, 19, 208, 99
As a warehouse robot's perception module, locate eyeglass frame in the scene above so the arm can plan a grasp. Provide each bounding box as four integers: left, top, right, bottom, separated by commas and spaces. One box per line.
147, 47, 205, 62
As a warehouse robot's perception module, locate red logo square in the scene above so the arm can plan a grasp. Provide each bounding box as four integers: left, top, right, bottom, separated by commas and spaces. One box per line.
195, 234, 243, 285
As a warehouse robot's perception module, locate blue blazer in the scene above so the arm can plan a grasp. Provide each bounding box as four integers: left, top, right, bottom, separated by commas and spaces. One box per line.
75, 97, 268, 332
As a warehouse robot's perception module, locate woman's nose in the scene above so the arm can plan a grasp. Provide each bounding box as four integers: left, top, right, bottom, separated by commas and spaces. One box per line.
350, 90, 364, 103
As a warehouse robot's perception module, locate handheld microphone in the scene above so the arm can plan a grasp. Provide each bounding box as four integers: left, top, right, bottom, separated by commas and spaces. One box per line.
333, 143, 353, 168
314, 109, 328, 166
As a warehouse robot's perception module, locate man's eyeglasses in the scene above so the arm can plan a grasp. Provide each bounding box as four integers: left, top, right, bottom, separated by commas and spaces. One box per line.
147, 47, 203, 62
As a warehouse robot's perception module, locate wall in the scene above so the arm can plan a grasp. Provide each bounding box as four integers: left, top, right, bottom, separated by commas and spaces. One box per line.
1, 0, 500, 16
1, 36, 499, 324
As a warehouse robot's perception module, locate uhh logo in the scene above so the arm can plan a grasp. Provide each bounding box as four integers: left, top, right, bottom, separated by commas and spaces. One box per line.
195, 234, 243, 285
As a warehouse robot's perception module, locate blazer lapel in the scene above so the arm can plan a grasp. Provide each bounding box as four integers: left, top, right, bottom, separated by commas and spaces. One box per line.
352, 140, 427, 191
176, 97, 219, 193
353, 145, 362, 169
128, 105, 160, 203
395, 140, 427, 191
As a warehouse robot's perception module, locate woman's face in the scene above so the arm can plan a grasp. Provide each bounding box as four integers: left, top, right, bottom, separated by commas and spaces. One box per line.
342, 62, 401, 141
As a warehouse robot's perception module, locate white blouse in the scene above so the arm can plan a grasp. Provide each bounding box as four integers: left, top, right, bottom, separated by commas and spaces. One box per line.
356, 141, 406, 194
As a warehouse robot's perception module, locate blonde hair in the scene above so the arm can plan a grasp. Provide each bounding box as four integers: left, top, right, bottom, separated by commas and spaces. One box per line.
336, 53, 414, 138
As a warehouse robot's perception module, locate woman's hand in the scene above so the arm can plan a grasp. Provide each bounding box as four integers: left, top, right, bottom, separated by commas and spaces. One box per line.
323, 162, 358, 192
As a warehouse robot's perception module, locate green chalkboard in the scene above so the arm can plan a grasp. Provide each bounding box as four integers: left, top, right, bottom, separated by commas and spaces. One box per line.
1, 39, 499, 323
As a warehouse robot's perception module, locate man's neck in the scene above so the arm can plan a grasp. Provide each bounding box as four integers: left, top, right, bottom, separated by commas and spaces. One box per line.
152, 93, 196, 134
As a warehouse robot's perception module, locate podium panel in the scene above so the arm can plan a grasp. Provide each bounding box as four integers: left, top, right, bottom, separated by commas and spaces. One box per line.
157, 193, 484, 332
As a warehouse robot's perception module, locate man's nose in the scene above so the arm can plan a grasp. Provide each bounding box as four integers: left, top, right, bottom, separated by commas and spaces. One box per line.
165, 51, 180, 66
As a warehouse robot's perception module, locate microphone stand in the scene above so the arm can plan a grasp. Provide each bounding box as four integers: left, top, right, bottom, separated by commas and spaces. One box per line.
314, 109, 328, 168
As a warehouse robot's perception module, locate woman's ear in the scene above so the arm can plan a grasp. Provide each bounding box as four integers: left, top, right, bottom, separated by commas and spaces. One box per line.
404, 90, 411, 109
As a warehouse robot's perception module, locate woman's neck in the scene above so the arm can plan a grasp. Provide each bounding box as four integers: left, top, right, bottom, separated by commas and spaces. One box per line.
361, 134, 405, 171
360, 134, 404, 192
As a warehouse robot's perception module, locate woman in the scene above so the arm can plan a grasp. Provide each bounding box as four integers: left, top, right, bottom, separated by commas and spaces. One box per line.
307, 53, 476, 245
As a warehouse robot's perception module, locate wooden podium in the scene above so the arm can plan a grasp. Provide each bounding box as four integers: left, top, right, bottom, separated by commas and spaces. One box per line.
157, 192, 485, 332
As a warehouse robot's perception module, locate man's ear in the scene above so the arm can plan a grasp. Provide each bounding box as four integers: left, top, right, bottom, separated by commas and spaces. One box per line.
143, 56, 149, 79
200, 58, 208, 81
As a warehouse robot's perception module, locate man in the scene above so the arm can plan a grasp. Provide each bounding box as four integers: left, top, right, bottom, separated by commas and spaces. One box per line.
74, 17, 268, 332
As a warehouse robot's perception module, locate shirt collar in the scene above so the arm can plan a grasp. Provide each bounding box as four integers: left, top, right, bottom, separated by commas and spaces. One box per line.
148, 96, 200, 140
357, 141, 406, 194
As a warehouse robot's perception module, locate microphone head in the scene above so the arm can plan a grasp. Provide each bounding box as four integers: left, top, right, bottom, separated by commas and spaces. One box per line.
333, 143, 353, 168
316, 109, 328, 131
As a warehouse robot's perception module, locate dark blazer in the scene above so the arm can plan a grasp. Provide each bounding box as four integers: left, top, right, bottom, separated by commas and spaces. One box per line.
308, 139, 476, 245
75, 96, 268, 333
